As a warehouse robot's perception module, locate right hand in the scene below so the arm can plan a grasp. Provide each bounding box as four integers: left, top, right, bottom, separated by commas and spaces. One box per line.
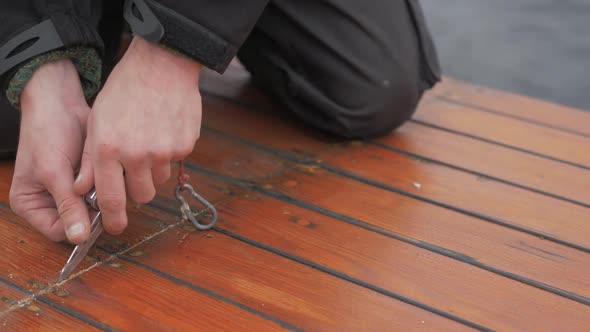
9, 59, 92, 243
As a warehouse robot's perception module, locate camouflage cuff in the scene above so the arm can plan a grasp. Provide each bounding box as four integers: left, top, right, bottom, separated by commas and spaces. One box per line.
6, 47, 102, 109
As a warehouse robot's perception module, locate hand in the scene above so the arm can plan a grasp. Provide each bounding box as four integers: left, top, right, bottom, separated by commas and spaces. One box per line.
74, 36, 203, 235
10, 59, 91, 243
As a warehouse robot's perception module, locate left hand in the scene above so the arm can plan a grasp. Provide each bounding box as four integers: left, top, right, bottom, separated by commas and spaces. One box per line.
74, 36, 203, 236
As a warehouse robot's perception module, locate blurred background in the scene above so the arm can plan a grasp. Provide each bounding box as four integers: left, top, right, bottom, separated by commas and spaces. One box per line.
420, 0, 590, 111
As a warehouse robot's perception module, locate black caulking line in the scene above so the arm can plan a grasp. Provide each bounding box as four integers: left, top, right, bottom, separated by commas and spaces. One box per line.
202, 89, 590, 173
214, 228, 493, 332
182, 163, 590, 307
368, 141, 590, 209
505, 244, 560, 264
436, 95, 590, 139
410, 120, 590, 172
106, 253, 303, 332
202, 93, 590, 208
518, 241, 570, 260
0, 277, 115, 332
146, 198, 490, 331
0, 209, 17, 224
202, 126, 590, 255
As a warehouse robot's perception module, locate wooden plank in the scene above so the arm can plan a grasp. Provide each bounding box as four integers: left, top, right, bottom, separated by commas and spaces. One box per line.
1, 300, 102, 332
0, 226, 287, 332
41, 256, 291, 332
0, 162, 467, 330
431, 77, 590, 136
0, 283, 26, 312
377, 121, 590, 207
0, 181, 291, 331
201, 68, 590, 206
209, 192, 590, 331
185, 130, 590, 305
199, 97, 590, 252
413, 100, 590, 168
120, 221, 473, 332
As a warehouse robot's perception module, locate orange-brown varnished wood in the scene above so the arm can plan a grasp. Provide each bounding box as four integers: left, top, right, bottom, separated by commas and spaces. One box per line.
378, 121, 590, 205
119, 222, 472, 332
1, 65, 590, 331
185, 130, 590, 313
414, 100, 590, 167
198, 97, 590, 252
201, 68, 590, 206
431, 77, 590, 135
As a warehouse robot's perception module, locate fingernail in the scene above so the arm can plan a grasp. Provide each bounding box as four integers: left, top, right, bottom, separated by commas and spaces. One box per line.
67, 223, 85, 240
74, 174, 81, 185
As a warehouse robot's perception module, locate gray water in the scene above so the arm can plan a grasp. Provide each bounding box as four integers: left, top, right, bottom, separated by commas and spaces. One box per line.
420, 0, 590, 111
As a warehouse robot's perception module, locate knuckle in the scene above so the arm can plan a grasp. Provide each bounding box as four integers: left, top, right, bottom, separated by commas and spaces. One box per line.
151, 150, 172, 163
99, 193, 126, 212
174, 144, 194, 159
36, 166, 59, 183
105, 219, 127, 235
132, 190, 156, 204
123, 150, 144, 164
97, 143, 120, 159
56, 196, 79, 216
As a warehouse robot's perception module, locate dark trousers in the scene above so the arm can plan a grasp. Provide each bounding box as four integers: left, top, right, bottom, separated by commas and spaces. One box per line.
0, 0, 440, 156
237, 0, 441, 137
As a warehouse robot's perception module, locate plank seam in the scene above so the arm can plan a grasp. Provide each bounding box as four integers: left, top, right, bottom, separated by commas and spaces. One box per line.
436, 95, 590, 139
201, 126, 590, 255
182, 159, 590, 307
109, 249, 303, 332
147, 199, 491, 332
368, 141, 590, 209
410, 120, 590, 171
0, 277, 115, 331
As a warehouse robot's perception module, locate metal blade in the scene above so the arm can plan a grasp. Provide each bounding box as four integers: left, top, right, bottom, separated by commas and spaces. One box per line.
58, 210, 103, 281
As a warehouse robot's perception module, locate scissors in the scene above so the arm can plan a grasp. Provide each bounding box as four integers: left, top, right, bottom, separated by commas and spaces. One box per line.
58, 189, 103, 282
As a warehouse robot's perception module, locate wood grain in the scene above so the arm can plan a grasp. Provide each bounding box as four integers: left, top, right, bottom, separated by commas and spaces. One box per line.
198, 97, 590, 251
431, 77, 590, 135
120, 222, 473, 332
1, 300, 102, 332
41, 256, 291, 332
0, 183, 291, 331
202, 68, 590, 206
377, 121, 590, 206
185, 130, 590, 305
414, 100, 590, 167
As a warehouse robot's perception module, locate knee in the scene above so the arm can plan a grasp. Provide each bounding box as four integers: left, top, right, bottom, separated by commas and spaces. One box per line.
329, 74, 422, 138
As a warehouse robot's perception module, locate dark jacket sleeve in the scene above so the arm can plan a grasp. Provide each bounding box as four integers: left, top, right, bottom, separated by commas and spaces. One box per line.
124, 0, 269, 73
0, 1, 104, 107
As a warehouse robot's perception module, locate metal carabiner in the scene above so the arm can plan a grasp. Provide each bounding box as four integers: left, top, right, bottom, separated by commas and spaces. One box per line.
175, 183, 218, 230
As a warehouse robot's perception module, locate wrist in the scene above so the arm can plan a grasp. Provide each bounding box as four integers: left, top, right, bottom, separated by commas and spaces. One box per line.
123, 36, 202, 86
20, 59, 88, 118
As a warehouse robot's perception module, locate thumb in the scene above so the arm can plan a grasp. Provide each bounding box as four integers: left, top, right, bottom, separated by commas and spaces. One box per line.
74, 137, 94, 196
45, 165, 91, 244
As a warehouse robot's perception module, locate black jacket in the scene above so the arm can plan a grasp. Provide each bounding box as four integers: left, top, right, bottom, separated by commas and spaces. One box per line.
0, 0, 268, 103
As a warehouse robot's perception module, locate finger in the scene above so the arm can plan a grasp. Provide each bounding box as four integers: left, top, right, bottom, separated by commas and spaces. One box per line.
43, 165, 91, 244
73, 141, 94, 195
95, 159, 128, 235
11, 192, 66, 242
23, 208, 67, 242
152, 161, 171, 185
125, 162, 156, 204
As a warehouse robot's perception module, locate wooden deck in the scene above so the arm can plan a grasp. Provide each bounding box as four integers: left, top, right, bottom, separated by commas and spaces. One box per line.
1, 65, 590, 331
